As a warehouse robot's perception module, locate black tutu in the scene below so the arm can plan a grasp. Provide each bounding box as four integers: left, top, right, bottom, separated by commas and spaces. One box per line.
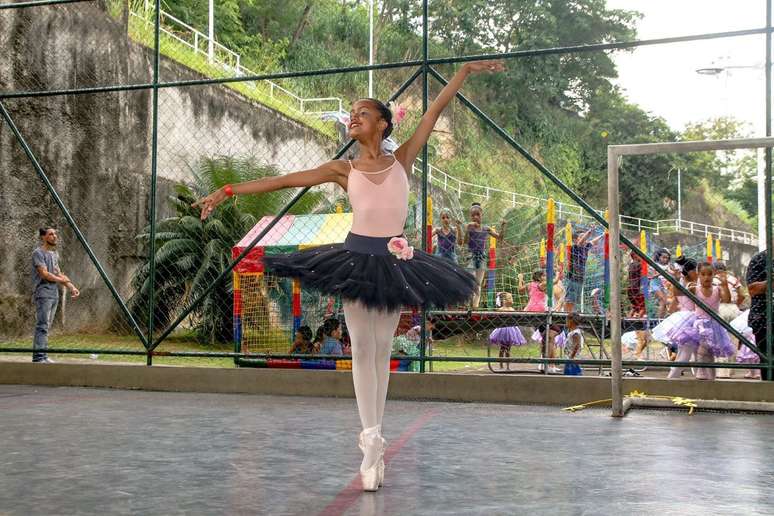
263, 232, 477, 311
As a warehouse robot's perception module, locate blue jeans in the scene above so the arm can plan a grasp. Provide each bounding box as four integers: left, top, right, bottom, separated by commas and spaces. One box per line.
565, 279, 583, 305
33, 296, 58, 362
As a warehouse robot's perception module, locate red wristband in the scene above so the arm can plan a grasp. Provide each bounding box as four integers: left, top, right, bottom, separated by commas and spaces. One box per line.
223, 184, 234, 197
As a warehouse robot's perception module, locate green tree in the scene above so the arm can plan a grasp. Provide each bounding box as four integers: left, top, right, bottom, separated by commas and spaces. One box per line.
129, 157, 326, 344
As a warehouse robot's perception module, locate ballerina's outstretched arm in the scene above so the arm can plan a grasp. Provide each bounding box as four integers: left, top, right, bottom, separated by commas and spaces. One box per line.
394, 60, 504, 170
192, 160, 349, 220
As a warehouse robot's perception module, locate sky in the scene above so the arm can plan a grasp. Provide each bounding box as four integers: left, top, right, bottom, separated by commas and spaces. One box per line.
606, 0, 767, 135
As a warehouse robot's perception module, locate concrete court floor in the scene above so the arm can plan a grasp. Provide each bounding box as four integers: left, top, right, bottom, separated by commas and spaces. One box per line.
1, 385, 773, 516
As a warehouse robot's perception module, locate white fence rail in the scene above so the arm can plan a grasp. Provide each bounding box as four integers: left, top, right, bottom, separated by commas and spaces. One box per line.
415, 161, 757, 246
130, 7, 344, 115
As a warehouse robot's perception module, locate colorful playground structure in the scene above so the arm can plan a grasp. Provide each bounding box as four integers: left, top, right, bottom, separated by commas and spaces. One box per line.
229, 194, 740, 371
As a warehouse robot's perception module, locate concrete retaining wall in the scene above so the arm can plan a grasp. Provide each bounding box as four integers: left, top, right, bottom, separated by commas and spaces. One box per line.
3, 363, 774, 405
0, 4, 336, 337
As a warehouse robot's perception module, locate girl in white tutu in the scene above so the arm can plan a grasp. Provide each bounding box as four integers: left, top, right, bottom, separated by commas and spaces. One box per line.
731, 310, 761, 379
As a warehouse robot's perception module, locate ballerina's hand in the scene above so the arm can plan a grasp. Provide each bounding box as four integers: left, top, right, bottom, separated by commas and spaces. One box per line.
464, 60, 505, 74
192, 189, 227, 220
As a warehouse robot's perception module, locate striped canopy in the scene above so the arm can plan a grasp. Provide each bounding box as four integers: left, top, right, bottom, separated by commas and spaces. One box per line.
232, 213, 353, 273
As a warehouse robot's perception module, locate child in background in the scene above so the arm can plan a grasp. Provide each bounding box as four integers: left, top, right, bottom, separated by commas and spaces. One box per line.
691, 262, 734, 379
564, 312, 584, 375
463, 202, 506, 308
731, 310, 761, 379
564, 228, 603, 313
312, 325, 325, 354
489, 292, 526, 370
320, 318, 344, 356
627, 250, 646, 318
621, 330, 653, 359
714, 262, 743, 377
289, 325, 314, 355
649, 248, 671, 318
553, 269, 566, 312
518, 271, 547, 312
434, 209, 464, 263
654, 256, 698, 378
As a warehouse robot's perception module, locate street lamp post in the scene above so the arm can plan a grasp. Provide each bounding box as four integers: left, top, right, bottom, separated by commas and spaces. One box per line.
695, 61, 767, 248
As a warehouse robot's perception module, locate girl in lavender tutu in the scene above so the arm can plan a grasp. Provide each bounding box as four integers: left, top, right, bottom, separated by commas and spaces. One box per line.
669, 262, 734, 380
653, 257, 698, 377
489, 292, 526, 370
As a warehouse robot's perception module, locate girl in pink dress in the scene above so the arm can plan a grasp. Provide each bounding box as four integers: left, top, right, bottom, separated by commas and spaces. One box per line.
518, 270, 547, 312
193, 60, 504, 492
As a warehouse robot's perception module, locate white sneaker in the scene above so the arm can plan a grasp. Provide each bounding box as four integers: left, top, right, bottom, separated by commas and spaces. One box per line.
42, 358, 55, 364
548, 366, 561, 374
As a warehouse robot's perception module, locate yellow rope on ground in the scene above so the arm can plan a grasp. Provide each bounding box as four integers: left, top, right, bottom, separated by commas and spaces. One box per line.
562, 391, 698, 415
562, 399, 612, 412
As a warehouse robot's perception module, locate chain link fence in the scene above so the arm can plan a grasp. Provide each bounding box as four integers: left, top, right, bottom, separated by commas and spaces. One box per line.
1, 0, 770, 379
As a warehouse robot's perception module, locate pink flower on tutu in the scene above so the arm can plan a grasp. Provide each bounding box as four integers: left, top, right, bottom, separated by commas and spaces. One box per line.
388, 237, 414, 260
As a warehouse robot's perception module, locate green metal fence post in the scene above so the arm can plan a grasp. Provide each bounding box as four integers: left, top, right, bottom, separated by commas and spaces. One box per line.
146, 0, 161, 366
766, 0, 773, 381
418, 0, 429, 374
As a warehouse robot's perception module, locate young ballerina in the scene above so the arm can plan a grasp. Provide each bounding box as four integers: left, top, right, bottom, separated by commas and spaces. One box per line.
463, 203, 506, 308
433, 209, 464, 263
489, 292, 526, 370
689, 262, 734, 379
193, 60, 501, 492
652, 256, 698, 378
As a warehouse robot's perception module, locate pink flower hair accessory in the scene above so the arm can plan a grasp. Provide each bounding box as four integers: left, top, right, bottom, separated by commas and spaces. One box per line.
387, 102, 408, 126
387, 237, 414, 260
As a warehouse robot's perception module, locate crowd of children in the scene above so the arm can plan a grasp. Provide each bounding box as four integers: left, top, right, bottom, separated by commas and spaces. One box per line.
288, 318, 350, 356
289, 205, 758, 380
626, 252, 756, 380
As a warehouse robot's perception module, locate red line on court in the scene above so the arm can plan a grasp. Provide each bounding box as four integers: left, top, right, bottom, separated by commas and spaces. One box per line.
318, 409, 438, 516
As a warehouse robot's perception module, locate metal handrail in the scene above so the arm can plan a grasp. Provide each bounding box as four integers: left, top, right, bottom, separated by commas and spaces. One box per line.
130, 7, 344, 116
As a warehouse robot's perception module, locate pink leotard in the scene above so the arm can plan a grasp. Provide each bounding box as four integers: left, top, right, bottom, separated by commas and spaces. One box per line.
677, 280, 695, 311
347, 157, 409, 238
694, 286, 720, 320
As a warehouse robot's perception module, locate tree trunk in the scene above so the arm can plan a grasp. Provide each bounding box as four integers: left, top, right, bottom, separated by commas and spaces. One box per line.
290, 3, 313, 47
